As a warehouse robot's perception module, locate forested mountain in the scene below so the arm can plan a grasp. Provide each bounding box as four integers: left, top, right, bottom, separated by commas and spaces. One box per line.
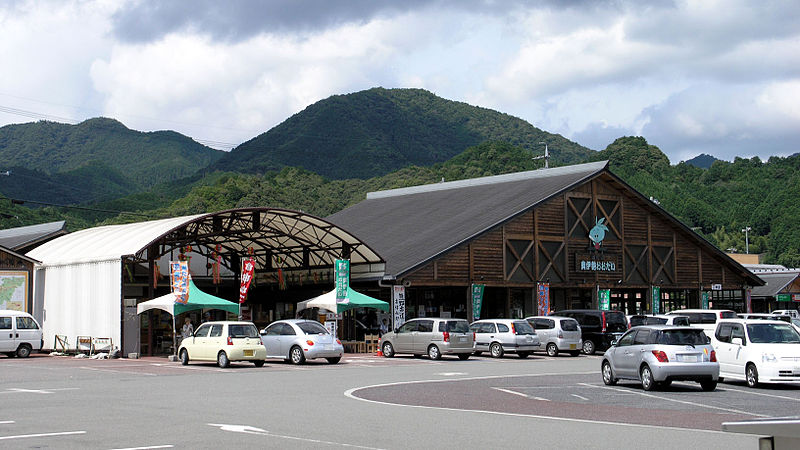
0, 118, 224, 204
211, 88, 594, 179
685, 153, 718, 169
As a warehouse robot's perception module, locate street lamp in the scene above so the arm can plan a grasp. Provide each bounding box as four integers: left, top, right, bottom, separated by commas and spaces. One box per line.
741, 226, 752, 254
532, 141, 549, 169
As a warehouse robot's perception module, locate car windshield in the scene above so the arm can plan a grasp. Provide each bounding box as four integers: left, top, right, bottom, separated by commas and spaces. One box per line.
445, 321, 470, 333
655, 329, 708, 345
629, 316, 647, 327
561, 319, 579, 331
513, 321, 535, 335
671, 317, 690, 326
228, 324, 259, 338
720, 311, 738, 319
605, 312, 627, 331
645, 317, 667, 325
298, 321, 329, 335
746, 323, 800, 344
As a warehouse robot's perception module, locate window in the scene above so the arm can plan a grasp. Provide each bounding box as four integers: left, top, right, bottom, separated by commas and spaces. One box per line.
264, 324, 282, 336
747, 324, 800, 344
280, 324, 297, 336
731, 324, 745, 344
15, 317, 38, 330
442, 320, 470, 333
513, 321, 535, 335
497, 323, 509, 333
194, 324, 211, 337
715, 323, 732, 343
532, 318, 554, 329
478, 323, 496, 333
398, 321, 418, 333
560, 319, 579, 331
656, 329, 708, 345
616, 331, 635, 347
209, 325, 223, 337
633, 329, 651, 345
0, 317, 11, 329
229, 324, 258, 338
417, 320, 433, 333
720, 311, 738, 319
298, 322, 328, 335
582, 314, 601, 328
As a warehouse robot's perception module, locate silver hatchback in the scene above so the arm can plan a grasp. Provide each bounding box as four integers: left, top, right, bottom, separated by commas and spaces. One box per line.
601, 325, 719, 391
526, 316, 582, 357
470, 319, 540, 358
380, 318, 474, 360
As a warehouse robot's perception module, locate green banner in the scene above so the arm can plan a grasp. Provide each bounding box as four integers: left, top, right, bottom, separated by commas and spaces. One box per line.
471, 284, 485, 320
652, 286, 661, 314
701, 291, 710, 309
598, 289, 610, 311
335, 259, 350, 303
776, 293, 792, 302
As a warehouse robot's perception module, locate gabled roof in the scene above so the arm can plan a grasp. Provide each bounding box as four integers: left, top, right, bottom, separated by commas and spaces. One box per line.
750, 271, 800, 297
0, 221, 66, 251
0, 244, 39, 265
327, 161, 608, 277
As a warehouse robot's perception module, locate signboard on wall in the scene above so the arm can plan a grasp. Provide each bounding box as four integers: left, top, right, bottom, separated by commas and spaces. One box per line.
598, 289, 610, 311
0, 271, 28, 312
776, 293, 792, 302
392, 286, 406, 329
471, 284, 485, 321
711, 284, 722, 291
701, 291, 710, 309
575, 254, 621, 274
537, 283, 550, 316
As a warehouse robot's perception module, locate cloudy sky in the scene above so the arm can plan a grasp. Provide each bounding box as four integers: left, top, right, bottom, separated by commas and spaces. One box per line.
1, 0, 798, 163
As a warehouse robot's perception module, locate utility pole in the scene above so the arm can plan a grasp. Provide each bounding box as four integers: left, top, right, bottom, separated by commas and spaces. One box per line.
532, 142, 549, 169
741, 226, 752, 254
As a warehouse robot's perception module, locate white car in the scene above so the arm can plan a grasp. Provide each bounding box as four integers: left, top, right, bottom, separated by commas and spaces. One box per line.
711, 319, 800, 387
260, 319, 344, 364
0, 310, 43, 358
178, 321, 267, 368
665, 309, 737, 335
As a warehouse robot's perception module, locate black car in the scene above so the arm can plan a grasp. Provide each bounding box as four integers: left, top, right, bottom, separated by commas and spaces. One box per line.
552, 309, 628, 354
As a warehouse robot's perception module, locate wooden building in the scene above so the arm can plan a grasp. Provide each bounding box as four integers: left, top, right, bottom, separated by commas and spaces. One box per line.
0, 245, 38, 313
328, 161, 763, 324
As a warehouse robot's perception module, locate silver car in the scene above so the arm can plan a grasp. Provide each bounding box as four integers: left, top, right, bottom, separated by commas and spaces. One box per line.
380, 318, 473, 360
526, 316, 582, 357
601, 325, 719, 391
470, 319, 540, 358
260, 319, 343, 365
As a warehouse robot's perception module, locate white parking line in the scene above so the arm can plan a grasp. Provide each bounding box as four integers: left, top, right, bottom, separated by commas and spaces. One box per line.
1, 388, 79, 395
579, 383, 769, 417
491, 387, 530, 398
80, 367, 157, 376
571, 394, 589, 401
0, 421, 14, 425
0, 430, 86, 441
722, 386, 800, 402
109, 445, 174, 449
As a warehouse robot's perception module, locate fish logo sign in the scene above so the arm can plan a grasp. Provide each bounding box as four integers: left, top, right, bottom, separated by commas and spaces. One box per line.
589, 217, 609, 250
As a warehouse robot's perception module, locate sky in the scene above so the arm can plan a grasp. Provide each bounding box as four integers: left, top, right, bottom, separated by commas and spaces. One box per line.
1, 0, 798, 163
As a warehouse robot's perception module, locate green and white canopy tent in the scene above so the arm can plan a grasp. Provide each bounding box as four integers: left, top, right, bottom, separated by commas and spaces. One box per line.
296, 287, 389, 314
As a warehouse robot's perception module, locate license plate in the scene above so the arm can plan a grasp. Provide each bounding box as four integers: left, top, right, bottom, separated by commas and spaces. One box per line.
324, 345, 333, 351
570, 344, 577, 350
459, 337, 467, 342
243, 350, 254, 357
678, 355, 697, 362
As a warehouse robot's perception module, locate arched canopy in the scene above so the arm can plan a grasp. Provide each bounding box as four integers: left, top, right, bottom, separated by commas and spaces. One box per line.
28, 207, 385, 279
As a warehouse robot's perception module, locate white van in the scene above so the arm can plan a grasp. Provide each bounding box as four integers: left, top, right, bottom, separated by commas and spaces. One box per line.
0, 310, 43, 358
664, 309, 737, 335
771, 309, 799, 319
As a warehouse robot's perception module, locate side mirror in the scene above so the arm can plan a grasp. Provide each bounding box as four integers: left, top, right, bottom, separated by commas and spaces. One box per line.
706, 336, 711, 344
732, 337, 744, 346
610, 339, 618, 347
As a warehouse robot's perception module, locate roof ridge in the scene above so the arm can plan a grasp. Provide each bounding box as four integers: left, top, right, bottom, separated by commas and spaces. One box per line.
366, 161, 608, 200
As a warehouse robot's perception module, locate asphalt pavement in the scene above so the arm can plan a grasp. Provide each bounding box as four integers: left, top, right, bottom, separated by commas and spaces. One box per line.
1, 352, 790, 449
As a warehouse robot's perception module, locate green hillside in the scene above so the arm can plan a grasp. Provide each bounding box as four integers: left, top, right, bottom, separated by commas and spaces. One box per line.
0, 117, 224, 204
212, 87, 594, 179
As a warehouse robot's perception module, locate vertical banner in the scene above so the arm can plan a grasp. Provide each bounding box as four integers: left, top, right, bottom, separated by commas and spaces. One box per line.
651, 286, 661, 315
598, 289, 611, 311
392, 286, 406, 329
701, 291, 710, 309
170, 261, 189, 304
335, 259, 350, 304
537, 283, 550, 316
471, 284, 485, 321
239, 257, 255, 304
745, 288, 752, 313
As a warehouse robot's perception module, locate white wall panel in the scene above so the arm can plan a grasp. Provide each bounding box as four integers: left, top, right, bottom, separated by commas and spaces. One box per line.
39, 260, 121, 351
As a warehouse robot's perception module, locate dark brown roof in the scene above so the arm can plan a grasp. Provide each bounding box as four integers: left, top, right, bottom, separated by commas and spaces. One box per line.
328, 161, 608, 277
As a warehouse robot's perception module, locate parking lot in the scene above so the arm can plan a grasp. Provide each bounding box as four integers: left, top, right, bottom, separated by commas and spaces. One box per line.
1, 352, 794, 448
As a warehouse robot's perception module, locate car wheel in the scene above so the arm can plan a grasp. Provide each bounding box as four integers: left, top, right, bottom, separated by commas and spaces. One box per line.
326, 357, 341, 364
602, 360, 617, 386
290, 346, 306, 365
382, 342, 394, 358
640, 365, 656, 391
746, 364, 759, 388
546, 343, 559, 357
253, 360, 265, 367
428, 344, 442, 360
490, 342, 504, 358
569, 351, 581, 357
517, 351, 529, 359
15, 344, 31, 358
582, 340, 596, 355
179, 349, 189, 366
458, 353, 470, 360
217, 351, 230, 368
700, 380, 717, 391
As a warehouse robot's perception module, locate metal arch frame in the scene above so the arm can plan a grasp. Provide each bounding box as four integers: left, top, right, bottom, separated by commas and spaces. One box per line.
129, 207, 384, 274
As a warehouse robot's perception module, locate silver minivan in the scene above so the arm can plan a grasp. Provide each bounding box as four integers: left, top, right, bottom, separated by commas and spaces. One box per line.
470, 319, 540, 358
380, 318, 474, 360
1, 310, 43, 358
526, 316, 582, 357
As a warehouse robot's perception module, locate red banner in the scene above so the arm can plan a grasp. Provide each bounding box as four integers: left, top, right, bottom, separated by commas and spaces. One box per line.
170, 261, 189, 304
239, 258, 256, 303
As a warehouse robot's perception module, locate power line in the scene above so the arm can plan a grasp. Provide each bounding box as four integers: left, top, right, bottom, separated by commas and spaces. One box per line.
0, 196, 158, 219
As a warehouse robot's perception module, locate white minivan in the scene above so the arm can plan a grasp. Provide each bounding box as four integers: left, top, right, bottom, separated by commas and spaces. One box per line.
0, 310, 43, 358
